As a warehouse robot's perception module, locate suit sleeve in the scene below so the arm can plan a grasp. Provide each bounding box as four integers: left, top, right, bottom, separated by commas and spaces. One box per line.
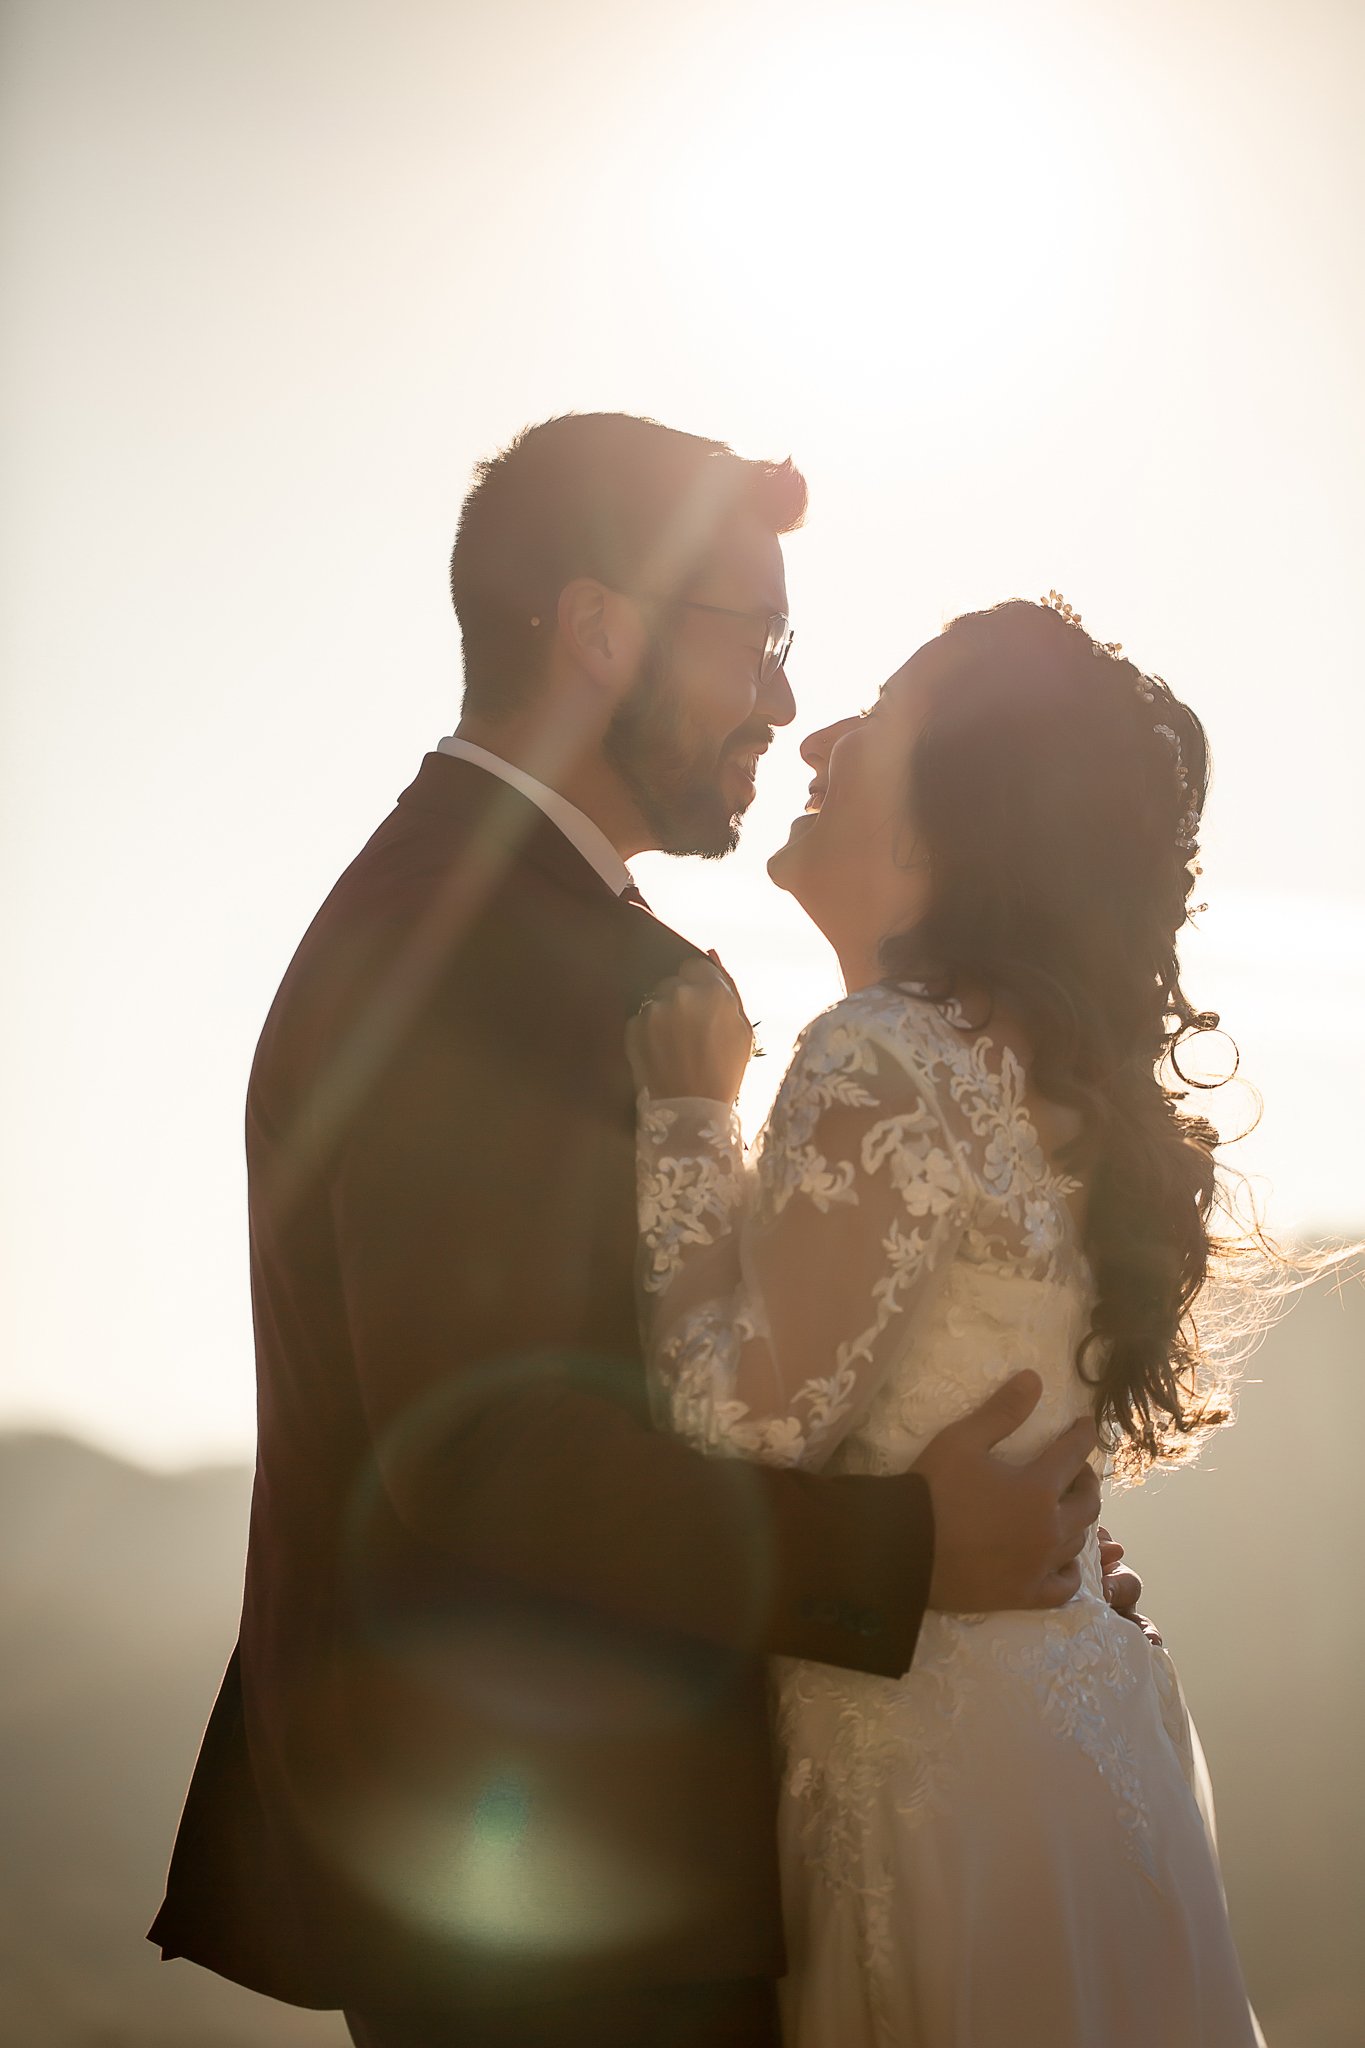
326, 947, 934, 1679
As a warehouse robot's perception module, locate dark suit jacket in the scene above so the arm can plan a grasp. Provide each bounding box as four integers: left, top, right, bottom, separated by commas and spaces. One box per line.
149, 752, 935, 2015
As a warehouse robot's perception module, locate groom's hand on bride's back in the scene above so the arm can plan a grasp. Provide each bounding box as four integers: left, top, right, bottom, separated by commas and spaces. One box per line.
912, 1370, 1100, 1611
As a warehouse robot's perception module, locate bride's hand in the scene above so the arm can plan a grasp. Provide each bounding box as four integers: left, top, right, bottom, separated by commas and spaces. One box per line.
627, 956, 755, 1104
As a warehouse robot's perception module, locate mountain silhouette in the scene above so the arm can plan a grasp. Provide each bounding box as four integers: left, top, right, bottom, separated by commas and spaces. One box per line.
0, 1435, 342, 2046
2, 1274, 1361, 2046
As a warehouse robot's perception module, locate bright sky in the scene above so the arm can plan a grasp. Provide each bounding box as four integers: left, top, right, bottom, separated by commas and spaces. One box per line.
3, 0, 1362, 1464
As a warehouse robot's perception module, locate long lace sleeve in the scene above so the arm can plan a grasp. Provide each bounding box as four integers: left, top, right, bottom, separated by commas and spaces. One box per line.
635, 1000, 970, 1469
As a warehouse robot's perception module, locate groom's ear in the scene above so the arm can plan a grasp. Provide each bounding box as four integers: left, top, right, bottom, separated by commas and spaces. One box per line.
557, 578, 650, 701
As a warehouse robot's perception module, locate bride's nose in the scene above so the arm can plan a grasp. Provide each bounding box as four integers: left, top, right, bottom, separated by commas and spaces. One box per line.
800, 716, 858, 769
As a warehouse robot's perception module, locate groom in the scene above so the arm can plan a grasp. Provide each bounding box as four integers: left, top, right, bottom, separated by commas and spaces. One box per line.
151, 413, 1104, 2047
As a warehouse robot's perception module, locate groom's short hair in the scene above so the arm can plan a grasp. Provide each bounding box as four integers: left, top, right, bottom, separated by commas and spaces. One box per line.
450, 412, 806, 716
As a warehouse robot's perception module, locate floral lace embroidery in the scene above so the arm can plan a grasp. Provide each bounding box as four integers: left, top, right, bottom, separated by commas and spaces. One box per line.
853, 984, 1084, 1282
635, 984, 1209, 1991
634, 988, 1095, 1469
637, 1101, 744, 1294
654, 1301, 862, 1464
776, 1624, 983, 2044
990, 1598, 1156, 1886
636, 1003, 970, 1467
753, 1016, 880, 1221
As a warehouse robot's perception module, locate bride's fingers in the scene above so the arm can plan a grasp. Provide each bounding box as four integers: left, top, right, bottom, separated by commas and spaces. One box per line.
646, 967, 751, 1035
647, 966, 728, 1007
675, 956, 731, 989
705, 947, 744, 996
672, 957, 751, 1021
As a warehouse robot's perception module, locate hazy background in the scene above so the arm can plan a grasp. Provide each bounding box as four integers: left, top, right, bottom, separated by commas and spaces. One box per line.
2, 0, 1362, 2042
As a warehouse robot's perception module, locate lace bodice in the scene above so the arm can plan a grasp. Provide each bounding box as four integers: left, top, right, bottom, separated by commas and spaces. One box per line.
636, 982, 1092, 1477
635, 984, 1262, 2048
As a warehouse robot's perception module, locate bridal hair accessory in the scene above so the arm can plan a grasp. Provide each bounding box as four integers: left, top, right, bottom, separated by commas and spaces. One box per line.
1043, 589, 1123, 659
1154, 722, 1201, 854
1042, 590, 1199, 855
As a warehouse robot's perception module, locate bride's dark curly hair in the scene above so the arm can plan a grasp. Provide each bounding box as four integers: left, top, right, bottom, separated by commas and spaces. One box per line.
880, 598, 1235, 1475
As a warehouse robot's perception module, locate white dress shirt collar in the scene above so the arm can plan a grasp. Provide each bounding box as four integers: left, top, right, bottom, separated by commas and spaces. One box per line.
436, 735, 634, 896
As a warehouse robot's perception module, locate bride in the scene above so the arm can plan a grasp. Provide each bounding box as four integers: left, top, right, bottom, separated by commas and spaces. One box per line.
627, 597, 1263, 2048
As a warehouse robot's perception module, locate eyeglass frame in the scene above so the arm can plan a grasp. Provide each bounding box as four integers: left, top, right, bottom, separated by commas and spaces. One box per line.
627, 593, 794, 684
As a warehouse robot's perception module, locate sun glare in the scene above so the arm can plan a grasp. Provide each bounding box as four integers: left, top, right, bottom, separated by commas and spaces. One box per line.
5, 0, 1361, 1470
654, 10, 1113, 425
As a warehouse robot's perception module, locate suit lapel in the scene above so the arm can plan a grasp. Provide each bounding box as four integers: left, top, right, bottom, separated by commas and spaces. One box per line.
397, 750, 706, 1003
398, 753, 622, 907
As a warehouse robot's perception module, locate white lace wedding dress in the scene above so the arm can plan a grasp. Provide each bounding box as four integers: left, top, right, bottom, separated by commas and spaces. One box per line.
636, 984, 1262, 2048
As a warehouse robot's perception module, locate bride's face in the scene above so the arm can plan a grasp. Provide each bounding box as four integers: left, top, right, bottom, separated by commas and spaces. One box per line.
768, 640, 942, 964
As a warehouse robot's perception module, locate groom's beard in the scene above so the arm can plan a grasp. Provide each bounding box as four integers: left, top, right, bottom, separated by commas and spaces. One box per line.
604, 643, 763, 859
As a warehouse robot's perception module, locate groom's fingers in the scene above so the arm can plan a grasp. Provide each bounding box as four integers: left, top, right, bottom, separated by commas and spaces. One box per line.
943, 1370, 1043, 1452
1018, 1422, 1102, 1606
1103, 1560, 1145, 1616
1054, 1451, 1102, 1559
1038, 1558, 1086, 1606
1031, 1416, 1101, 1500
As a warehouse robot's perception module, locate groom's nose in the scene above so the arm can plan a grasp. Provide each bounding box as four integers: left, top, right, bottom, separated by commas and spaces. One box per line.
757, 663, 796, 727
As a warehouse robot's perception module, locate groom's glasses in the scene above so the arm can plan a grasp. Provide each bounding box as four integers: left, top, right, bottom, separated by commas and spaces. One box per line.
634, 594, 794, 684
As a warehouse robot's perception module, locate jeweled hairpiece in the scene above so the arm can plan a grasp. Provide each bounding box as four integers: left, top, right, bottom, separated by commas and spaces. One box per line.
1043, 591, 1198, 854
1043, 589, 1123, 659
1153, 721, 1200, 853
